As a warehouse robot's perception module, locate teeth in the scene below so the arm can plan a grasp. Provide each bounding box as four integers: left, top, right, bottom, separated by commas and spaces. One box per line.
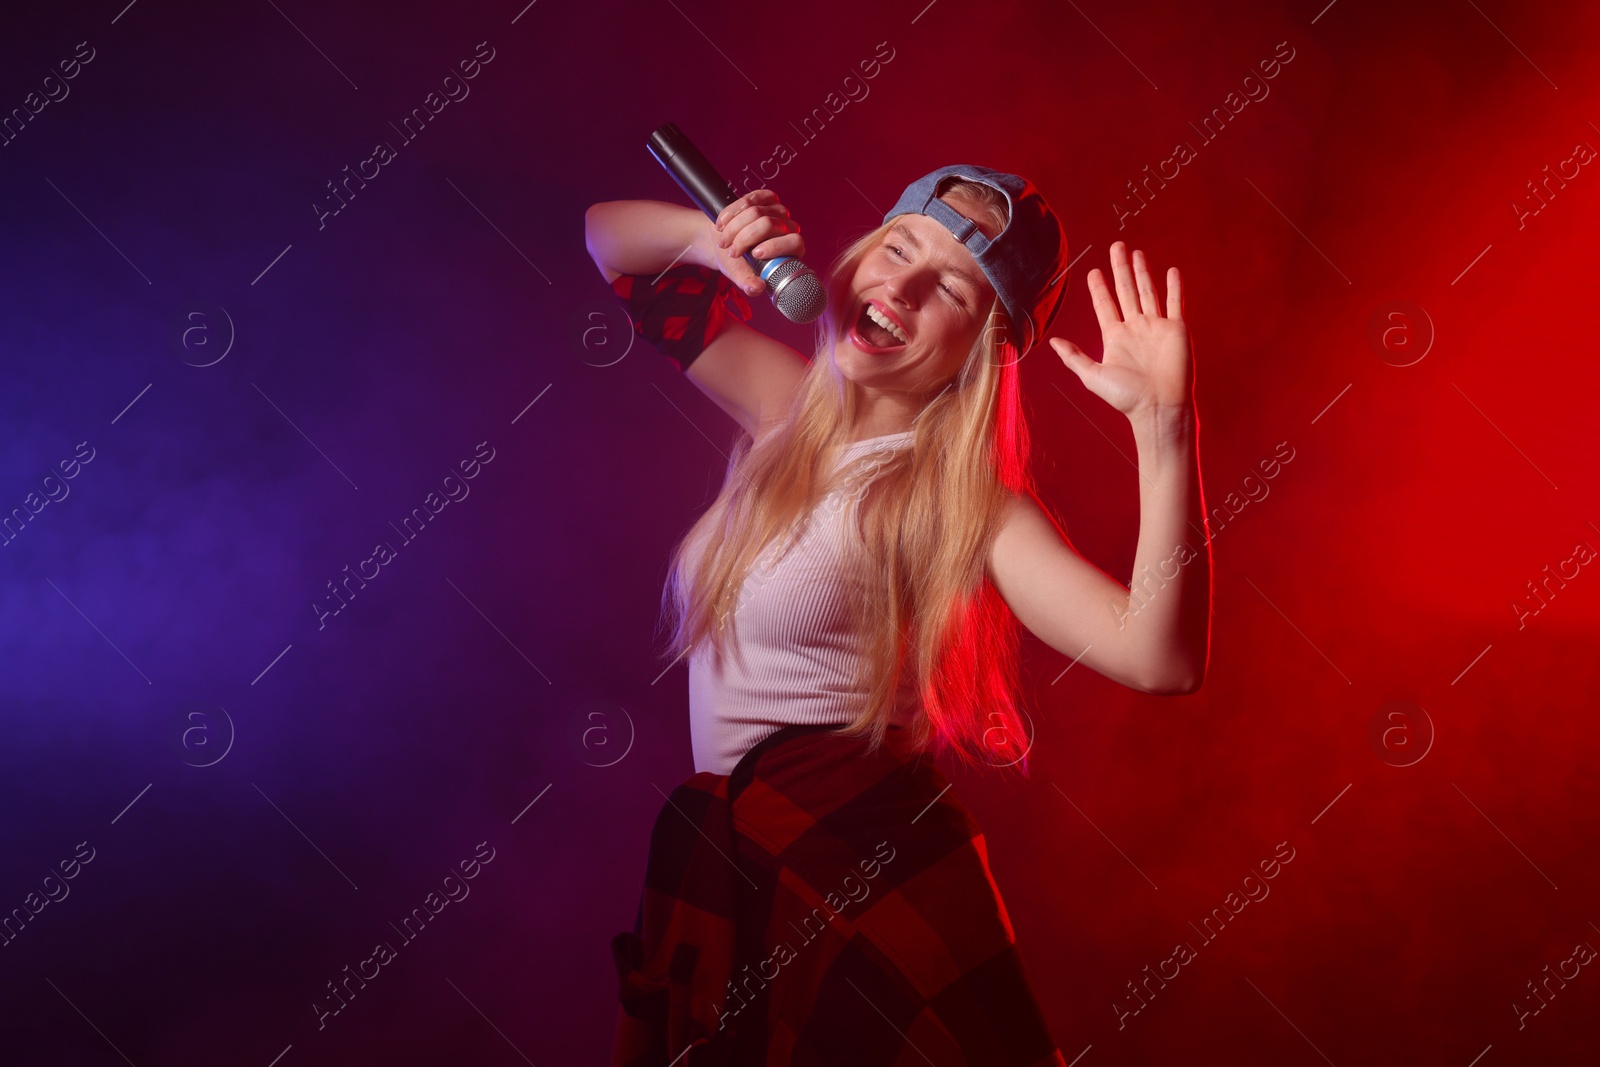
865, 304, 909, 345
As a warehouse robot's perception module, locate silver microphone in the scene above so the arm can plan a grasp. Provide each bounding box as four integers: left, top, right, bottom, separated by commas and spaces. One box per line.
646, 123, 828, 325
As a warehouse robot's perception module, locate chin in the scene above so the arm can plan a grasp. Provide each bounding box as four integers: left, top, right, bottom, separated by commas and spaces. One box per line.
837, 348, 931, 399
835, 334, 897, 377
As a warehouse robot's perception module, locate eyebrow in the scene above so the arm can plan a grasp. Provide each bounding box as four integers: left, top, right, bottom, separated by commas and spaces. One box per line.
889, 222, 986, 295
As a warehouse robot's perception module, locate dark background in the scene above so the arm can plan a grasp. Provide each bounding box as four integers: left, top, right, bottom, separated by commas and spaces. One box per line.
1, 0, 1596, 1063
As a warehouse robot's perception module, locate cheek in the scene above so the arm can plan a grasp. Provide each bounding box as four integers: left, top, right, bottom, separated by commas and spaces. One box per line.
943, 316, 989, 374
921, 329, 971, 381
942, 311, 983, 358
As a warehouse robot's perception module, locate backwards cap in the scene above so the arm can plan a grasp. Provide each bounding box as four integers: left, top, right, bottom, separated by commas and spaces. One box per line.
882, 164, 1070, 356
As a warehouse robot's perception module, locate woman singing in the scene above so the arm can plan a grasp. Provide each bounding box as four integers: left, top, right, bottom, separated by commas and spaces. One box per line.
585, 165, 1211, 1066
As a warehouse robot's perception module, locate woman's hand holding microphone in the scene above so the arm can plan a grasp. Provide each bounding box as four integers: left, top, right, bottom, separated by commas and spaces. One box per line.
694, 189, 807, 298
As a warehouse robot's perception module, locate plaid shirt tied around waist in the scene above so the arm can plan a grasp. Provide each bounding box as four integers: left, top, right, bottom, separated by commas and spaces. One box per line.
610, 723, 1066, 1067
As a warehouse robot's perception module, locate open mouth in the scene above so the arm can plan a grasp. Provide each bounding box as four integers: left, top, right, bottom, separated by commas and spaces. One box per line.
848, 301, 910, 353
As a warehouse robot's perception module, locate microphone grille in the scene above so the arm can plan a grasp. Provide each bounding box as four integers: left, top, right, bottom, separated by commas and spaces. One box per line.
765, 259, 828, 324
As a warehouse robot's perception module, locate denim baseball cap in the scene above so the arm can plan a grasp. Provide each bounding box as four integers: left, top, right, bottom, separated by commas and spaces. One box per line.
882, 165, 1069, 356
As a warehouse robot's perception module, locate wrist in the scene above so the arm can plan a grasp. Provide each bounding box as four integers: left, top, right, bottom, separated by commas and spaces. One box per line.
1129, 401, 1195, 439
682, 207, 718, 270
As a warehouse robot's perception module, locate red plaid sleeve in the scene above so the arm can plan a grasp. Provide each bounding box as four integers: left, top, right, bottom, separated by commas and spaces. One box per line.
609, 264, 754, 372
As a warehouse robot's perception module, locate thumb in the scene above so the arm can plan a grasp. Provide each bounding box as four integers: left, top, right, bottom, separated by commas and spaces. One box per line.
725, 255, 765, 296
1050, 337, 1096, 383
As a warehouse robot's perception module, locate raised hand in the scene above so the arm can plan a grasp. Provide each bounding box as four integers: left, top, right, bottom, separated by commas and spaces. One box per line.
1050, 241, 1192, 419
697, 189, 806, 296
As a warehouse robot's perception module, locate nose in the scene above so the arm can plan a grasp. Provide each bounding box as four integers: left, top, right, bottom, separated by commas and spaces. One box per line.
881, 265, 927, 311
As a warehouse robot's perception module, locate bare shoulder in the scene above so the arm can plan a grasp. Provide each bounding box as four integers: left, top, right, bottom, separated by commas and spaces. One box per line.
994, 488, 1066, 540
687, 316, 810, 436
988, 487, 1086, 592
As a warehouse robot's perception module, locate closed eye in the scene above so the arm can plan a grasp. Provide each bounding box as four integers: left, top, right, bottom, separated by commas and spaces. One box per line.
885, 243, 963, 303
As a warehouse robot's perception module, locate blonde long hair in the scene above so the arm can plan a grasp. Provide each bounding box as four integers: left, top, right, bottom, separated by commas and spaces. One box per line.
659, 178, 1042, 774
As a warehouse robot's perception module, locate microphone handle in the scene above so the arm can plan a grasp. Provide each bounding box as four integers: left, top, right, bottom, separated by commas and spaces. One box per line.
646, 123, 786, 283
646, 123, 736, 219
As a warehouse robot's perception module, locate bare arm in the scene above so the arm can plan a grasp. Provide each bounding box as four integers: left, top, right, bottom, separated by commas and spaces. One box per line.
583, 199, 707, 286
989, 406, 1210, 694
584, 196, 808, 435
990, 241, 1211, 694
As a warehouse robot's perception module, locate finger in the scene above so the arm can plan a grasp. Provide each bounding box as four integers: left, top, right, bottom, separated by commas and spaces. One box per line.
1085, 267, 1122, 329
719, 204, 782, 248
718, 201, 757, 236
716, 189, 782, 231
727, 215, 798, 259
714, 194, 747, 231
1165, 266, 1183, 320
715, 190, 766, 230
1049, 337, 1096, 383
1131, 249, 1159, 317
724, 258, 764, 294
722, 213, 766, 256
1108, 241, 1140, 321
750, 228, 805, 261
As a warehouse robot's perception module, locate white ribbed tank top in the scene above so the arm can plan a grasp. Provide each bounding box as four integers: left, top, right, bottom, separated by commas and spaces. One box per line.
688, 430, 922, 774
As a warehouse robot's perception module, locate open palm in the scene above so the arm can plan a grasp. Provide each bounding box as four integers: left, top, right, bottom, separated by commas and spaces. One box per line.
1050, 241, 1192, 418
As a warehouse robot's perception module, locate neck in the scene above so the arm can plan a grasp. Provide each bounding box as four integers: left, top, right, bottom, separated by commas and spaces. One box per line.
846, 386, 922, 442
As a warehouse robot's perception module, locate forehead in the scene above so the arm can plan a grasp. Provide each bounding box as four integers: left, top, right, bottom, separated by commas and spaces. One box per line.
887, 212, 992, 296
